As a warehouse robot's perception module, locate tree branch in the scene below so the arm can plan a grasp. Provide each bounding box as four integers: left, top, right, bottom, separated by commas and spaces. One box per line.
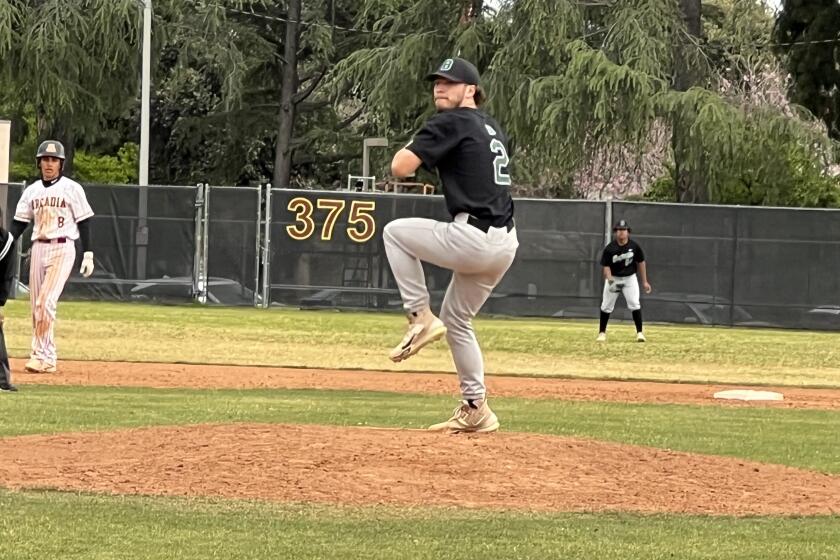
337, 106, 364, 130
293, 150, 358, 166
293, 66, 327, 104
299, 68, 324, 84
298, 99, 330, 112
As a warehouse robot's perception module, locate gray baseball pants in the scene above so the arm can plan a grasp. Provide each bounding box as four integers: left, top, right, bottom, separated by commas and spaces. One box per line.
383, 212, 519, 400
600, 273, 641, 313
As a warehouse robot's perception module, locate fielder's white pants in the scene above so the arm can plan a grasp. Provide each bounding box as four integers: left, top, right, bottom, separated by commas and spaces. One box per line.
30, 241, 75, 365
383, 213, 519, 400
600, 273, 641, 313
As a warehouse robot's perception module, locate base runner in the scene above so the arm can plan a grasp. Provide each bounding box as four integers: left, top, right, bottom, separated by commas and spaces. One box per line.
10, 140, 95, 373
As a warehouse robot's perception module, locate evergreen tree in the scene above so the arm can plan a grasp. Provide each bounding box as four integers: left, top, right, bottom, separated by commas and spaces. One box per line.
149, 0, 367, 186
336, 0, 838, 206
0, 0, 144, 175
775, 0, 840, 139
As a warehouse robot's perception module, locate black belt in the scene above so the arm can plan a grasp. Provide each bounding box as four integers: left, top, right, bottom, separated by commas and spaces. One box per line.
36, 237, 68, 244
467, 215, 514, 233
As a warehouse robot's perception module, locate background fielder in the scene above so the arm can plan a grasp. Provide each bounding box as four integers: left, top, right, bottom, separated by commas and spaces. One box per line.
384, 57, 518, 433
10, 140, 95, 373
597, 219, 651, 342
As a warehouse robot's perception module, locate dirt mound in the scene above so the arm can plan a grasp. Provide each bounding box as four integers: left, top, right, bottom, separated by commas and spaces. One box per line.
11, 359, 840, 410
1, 423, 837, 516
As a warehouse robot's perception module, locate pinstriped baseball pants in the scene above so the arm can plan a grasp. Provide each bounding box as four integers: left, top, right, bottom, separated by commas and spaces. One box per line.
29, 241, 75, 365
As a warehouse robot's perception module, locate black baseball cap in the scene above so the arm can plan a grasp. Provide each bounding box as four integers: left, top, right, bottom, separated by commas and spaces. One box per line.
426, 57, 480, 85
613, 219, 631, 231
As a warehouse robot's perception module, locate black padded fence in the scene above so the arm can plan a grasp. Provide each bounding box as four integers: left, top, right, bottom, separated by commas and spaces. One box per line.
205, 185, 260, 306
268, 189, 448, 310
2, 181, 839, 330
3, 182, 199, 304
266, 191, 607, 317
612, 202, 840, 329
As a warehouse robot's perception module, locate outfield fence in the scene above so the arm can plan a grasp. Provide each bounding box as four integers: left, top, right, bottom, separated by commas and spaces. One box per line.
1, 181, 837, 330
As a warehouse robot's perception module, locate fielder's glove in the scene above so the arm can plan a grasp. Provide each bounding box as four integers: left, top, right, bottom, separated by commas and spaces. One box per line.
80, 251, 95, 278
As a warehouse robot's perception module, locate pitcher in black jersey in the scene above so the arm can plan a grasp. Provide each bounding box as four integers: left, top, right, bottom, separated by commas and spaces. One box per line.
597, 219, 652, 342
383, 57, 518, 433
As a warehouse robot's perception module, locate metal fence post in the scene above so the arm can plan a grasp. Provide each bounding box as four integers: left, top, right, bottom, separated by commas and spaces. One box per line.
260, 183, 272, 309
253, 183, 263, 307
728, 207, 740, 327
192, 183, 207, 303
604, 197, 613, 245
136, 186, 149, 280
202, 183, 210, 303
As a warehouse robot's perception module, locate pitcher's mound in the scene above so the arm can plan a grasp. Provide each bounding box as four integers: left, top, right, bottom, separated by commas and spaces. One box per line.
1, 423, 837, 516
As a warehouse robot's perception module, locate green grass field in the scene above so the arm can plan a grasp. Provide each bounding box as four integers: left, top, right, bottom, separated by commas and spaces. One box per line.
1, 300, 839, 559
4, 300, 840, 385
3, 385, 839, 472
2, 492, 838, 560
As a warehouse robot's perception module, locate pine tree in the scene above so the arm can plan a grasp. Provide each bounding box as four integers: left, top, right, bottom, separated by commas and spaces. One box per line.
775, 0, 840, 139
335, 0, 838, 206
0, 0, 144, 174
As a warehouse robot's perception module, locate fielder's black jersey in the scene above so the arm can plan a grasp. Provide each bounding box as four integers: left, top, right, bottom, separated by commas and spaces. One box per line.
407, 108, 514, 226
600, 240, 645, 277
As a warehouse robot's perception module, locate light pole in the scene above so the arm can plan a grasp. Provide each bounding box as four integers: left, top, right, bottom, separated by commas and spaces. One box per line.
139, 0, 151, 185
137, 0, 152, 279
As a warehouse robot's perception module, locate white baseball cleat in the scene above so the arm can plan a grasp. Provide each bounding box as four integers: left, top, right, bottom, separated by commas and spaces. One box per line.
389, 308, 447, 362
596, 332, 606, 342
428, 399, 500, 433
24, 358, 56, 373
636, 331, 646, 342
40, 362, 57, 373
24, 358, 42, 372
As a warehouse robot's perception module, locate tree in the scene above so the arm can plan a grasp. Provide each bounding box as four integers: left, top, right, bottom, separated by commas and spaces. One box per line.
0, 0, 144, 175
672, 0, 706, 202
143, 0, 367, 186
775, 0, 840, 139
335, 0, 838, 206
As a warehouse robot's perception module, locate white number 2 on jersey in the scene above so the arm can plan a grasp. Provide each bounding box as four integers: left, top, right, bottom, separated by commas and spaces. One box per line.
490, 139, 511, 186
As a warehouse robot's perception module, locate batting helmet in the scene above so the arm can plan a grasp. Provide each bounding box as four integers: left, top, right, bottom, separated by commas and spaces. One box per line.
613, 219, 631, 232
35, 140, 66, 160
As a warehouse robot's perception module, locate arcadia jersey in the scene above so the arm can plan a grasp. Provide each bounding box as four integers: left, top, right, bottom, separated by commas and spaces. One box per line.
15, 177, 94, 240
600, 240, 645, 277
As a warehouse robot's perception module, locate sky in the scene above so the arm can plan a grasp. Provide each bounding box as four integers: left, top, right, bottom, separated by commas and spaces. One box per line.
765, 0, 782, 12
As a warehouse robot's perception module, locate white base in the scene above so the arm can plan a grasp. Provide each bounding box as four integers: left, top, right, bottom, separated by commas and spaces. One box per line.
713, 389, 784, 402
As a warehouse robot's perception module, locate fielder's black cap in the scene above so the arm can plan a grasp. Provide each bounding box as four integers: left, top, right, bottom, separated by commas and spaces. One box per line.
613, 219, 631, 231
426, 57, 480, 85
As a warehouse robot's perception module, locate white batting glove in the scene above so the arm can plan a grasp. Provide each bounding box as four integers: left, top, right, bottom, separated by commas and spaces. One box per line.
80, 251, 95, 277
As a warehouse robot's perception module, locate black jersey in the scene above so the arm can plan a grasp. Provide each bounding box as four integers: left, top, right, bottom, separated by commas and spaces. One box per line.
600, 240, 645, 277
406, 108, 514, 227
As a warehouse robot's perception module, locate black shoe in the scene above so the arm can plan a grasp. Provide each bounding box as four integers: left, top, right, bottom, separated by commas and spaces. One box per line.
0, 383, 18, 392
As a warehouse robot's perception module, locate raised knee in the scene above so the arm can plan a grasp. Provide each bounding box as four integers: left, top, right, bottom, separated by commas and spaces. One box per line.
383, 219, 404, 244
383, 220, 395, 241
